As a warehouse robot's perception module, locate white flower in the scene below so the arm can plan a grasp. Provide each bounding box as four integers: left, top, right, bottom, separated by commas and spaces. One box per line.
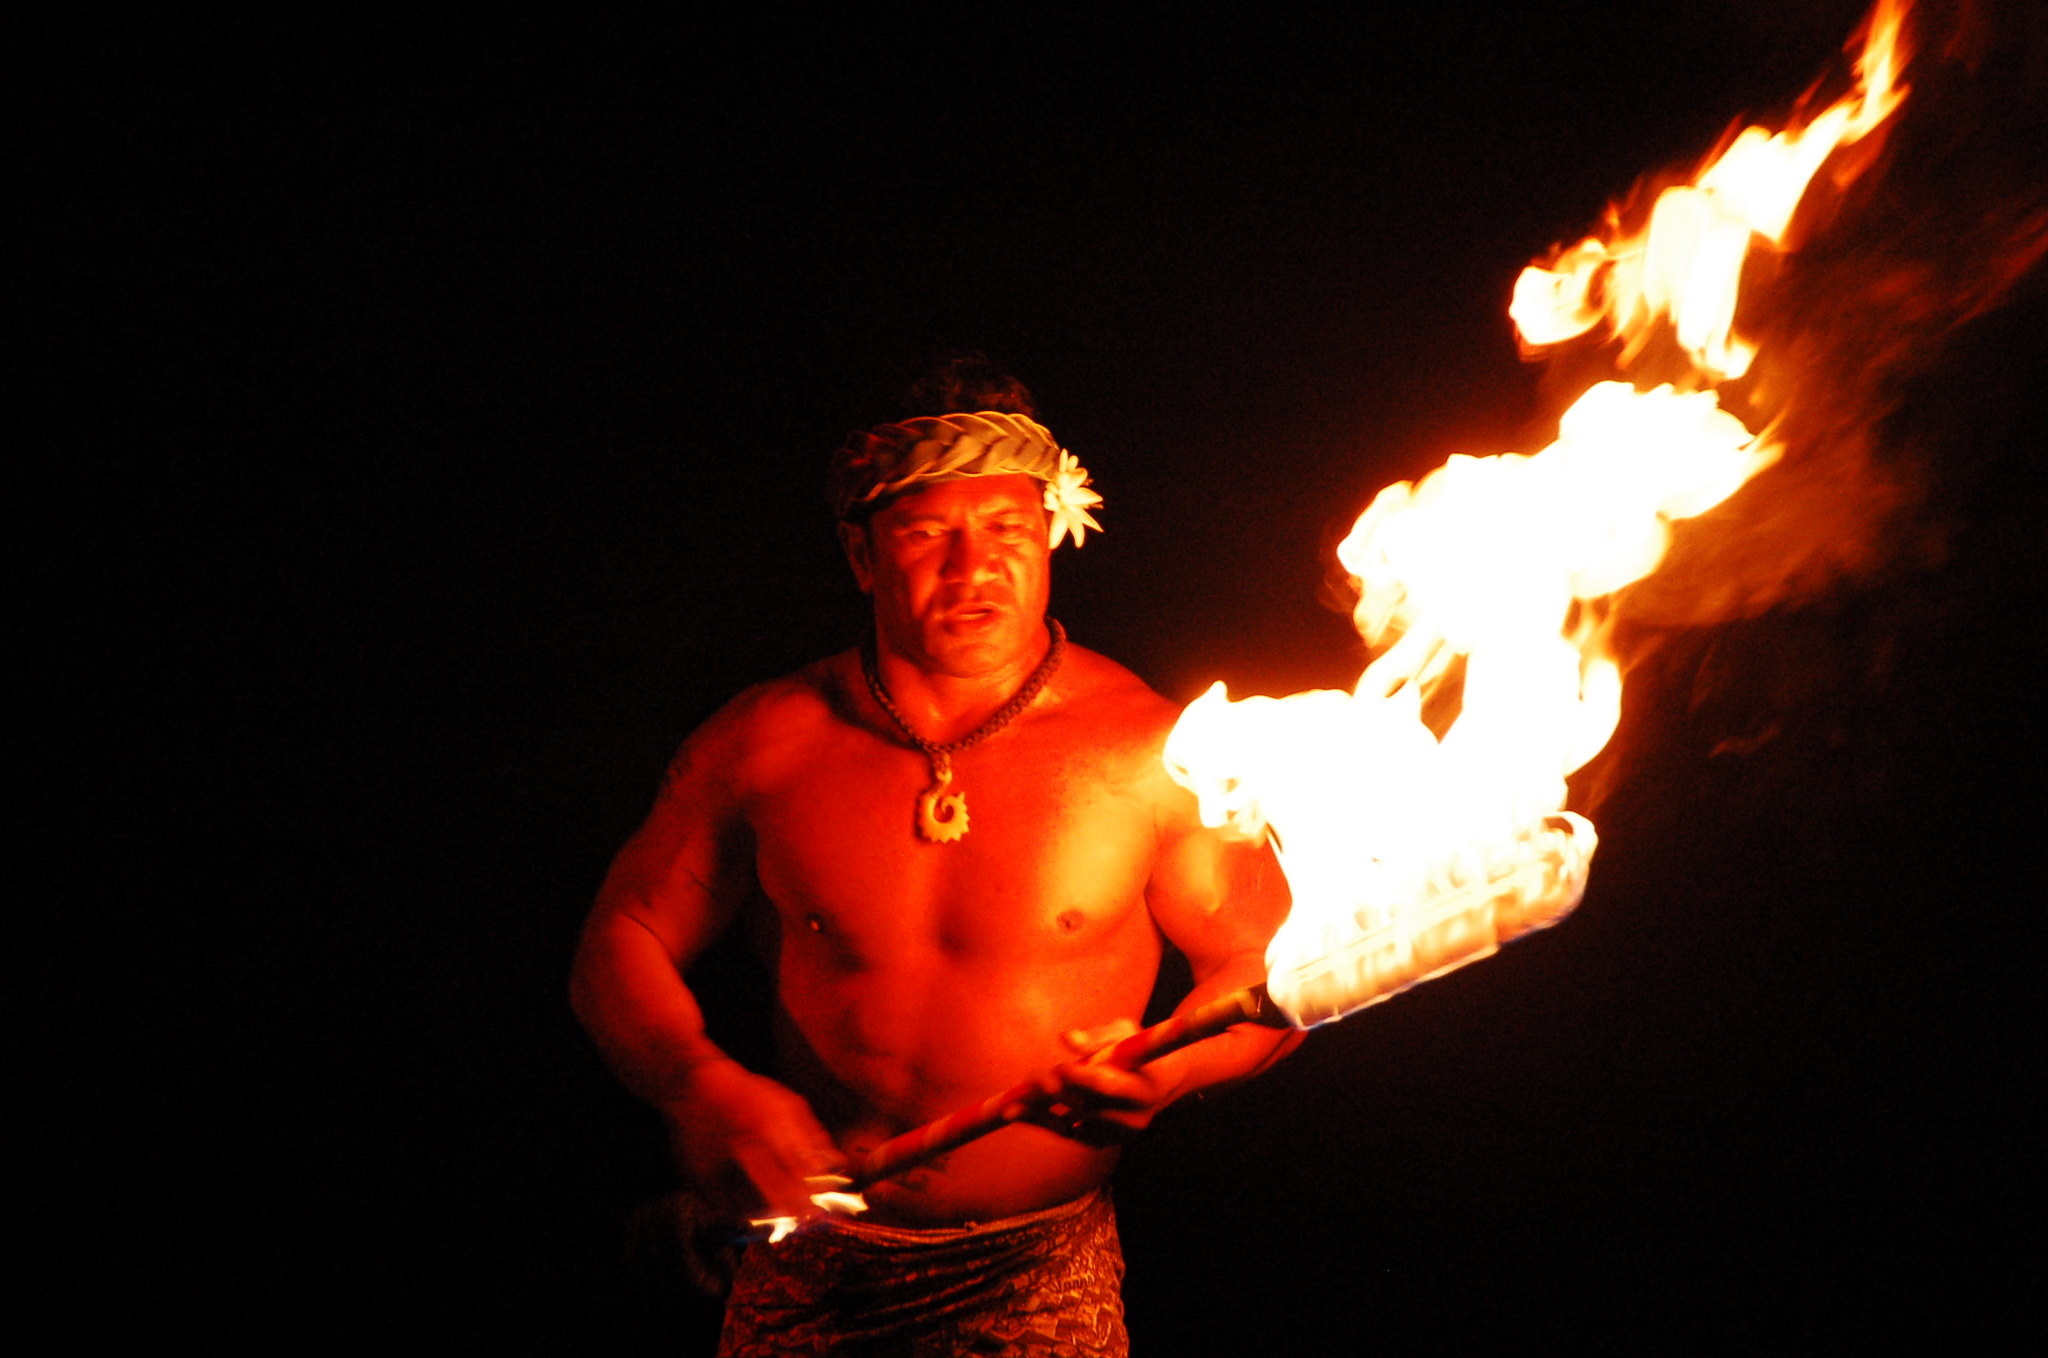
1043, 451, 1105, 549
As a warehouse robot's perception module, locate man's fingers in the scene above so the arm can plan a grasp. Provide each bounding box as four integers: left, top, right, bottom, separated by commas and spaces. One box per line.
717, 1095, 846, 1216
731, 1138, 831, 1218
1010, 1032, 1174, 1146
1033, 1047, 1168, 1108
1060, 1019, 1141, 1058
1056, 1058, 1163, 1110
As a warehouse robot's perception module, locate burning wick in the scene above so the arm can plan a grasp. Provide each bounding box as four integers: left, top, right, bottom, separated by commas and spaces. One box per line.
747, 1174, 870, 1244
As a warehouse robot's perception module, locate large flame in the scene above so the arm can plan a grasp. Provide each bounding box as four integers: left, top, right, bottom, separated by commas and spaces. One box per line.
1512, 0, 1910, 380
1167, 2, 1915, 1027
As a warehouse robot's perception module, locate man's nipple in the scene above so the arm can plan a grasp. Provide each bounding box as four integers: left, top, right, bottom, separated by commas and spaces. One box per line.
1055, 909, 1084, 934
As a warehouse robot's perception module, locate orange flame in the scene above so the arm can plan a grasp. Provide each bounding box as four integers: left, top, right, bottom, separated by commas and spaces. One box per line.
1167, 2, 1917, 1027
1512, 0, 1910, 380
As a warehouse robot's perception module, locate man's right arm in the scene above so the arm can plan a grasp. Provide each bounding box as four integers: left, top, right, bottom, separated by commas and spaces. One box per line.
569, 695, 842, 1219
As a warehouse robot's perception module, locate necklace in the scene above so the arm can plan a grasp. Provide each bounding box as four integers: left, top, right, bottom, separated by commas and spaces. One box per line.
860, 619, 1066, 843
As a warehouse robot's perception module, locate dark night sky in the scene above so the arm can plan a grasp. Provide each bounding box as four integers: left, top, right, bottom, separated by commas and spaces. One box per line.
36, 1, 2045, 1350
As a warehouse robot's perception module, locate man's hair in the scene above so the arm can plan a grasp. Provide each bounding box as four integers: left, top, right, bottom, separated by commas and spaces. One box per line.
900, 352, 1038, 421
830, 354, 1044, 523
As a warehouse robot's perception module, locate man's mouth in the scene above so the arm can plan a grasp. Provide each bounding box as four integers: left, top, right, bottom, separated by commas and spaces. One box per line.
942, 599, 1004, 625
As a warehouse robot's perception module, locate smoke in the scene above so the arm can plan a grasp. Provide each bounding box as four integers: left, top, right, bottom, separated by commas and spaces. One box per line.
1442, 0, 2048, 830
1545, 0, 2048, 828
1611, 0, 2047, 632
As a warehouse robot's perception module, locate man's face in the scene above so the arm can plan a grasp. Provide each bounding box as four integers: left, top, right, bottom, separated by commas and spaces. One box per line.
845, 474, 1052, 679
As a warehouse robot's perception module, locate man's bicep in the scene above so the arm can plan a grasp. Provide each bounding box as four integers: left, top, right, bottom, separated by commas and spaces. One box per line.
593, 736, 758, 967
1146, 798, 1292, 983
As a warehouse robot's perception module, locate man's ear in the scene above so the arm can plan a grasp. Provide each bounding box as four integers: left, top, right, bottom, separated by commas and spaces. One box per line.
838, 521, 874, 594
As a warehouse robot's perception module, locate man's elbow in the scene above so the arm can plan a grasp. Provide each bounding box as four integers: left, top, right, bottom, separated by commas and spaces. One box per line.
567, 906, 677, 1034
567, 915, 617, 1034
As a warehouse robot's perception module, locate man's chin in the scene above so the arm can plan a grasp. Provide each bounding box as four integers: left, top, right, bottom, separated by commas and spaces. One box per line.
921, 616, 1034, 676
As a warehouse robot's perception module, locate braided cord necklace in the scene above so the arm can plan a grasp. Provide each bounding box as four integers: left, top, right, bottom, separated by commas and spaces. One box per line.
861, 618, 1066, 843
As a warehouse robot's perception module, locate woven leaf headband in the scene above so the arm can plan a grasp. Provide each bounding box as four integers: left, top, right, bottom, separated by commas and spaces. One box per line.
829, 411, 1104, 549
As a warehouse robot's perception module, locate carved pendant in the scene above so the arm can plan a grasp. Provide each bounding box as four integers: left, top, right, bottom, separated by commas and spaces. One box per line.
916, 761, 969, 843
917, 785, 969, 842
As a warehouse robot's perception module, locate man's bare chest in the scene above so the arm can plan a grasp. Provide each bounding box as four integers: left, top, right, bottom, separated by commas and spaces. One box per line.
742, 729, 1158, 958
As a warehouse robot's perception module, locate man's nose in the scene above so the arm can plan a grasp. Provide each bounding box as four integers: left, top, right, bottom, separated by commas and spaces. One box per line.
942, 527, 999, 580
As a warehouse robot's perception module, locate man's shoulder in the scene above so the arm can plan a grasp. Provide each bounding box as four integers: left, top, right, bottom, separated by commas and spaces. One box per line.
697, 652, 858, 746
665, 652, 861, 785
1049, 642, 1181, 751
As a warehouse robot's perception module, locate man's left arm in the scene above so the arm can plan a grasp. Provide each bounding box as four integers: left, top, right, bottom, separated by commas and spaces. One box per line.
1038, 775, 1302, 1139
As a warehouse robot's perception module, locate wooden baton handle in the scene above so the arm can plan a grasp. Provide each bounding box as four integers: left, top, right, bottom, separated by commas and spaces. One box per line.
846, 983, 1288, 1192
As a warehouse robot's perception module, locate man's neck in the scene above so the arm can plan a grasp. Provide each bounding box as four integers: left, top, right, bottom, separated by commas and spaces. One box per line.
870, 623, 1054, 747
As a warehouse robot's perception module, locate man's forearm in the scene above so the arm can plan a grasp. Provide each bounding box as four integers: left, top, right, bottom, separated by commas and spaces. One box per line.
1148, 952, 1301, 1104
573, 908, 847, 1214
569, 909, 735, 1109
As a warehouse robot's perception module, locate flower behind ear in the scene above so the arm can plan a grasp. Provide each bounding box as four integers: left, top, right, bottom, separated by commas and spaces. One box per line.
1044, 451, 1105, 549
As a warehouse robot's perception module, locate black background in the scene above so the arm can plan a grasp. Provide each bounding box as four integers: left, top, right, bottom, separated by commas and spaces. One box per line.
37, 0, 2044, 1350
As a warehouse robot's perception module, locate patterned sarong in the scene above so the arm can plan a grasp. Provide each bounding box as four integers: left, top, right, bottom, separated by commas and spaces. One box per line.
717, 1189, 1127, 1357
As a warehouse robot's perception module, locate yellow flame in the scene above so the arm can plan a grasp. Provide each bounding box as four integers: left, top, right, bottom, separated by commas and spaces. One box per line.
749, 1179, 869, 1244
1509, 0, 1910, 379
1167, 2, 1914, 1027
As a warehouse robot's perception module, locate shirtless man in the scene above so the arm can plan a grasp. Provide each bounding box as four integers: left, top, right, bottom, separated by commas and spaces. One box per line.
571, 369, 1297, 1354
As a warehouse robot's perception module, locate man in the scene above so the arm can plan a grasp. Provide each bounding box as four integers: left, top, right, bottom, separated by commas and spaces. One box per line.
572, 364, 1298, 1355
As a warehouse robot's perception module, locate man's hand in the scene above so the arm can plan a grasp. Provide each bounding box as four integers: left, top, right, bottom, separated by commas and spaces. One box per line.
660, 1057, 846, 1223
1019, 1020, 1176, 1147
